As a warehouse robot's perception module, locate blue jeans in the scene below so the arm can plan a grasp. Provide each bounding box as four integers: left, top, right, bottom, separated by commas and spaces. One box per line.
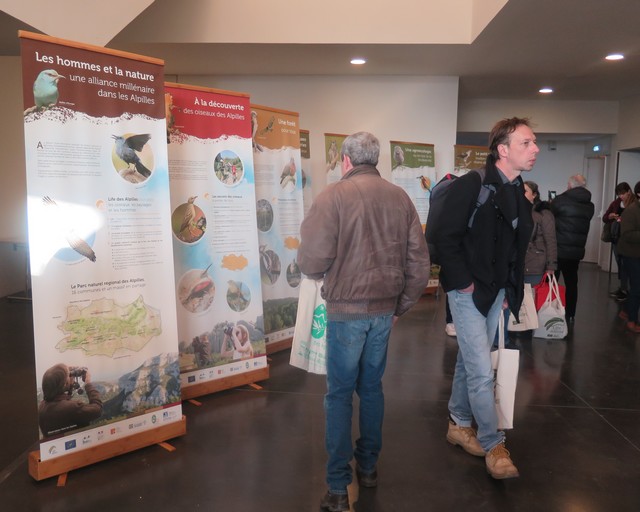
447, 289, 506, 452
324, 315, 393, 493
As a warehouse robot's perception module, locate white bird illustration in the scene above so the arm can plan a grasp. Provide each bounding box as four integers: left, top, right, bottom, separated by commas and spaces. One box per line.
42, 196, 96, 262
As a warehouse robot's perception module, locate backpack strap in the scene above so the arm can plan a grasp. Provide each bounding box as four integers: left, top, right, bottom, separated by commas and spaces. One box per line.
467, 168, 496, 228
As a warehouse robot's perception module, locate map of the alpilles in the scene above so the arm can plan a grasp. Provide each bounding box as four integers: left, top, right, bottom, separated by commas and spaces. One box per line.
56, 296, 162, 356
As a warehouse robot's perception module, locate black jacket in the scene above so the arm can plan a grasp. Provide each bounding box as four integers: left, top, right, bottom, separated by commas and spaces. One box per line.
435, 158, 533, 317
551, 187, 595, 260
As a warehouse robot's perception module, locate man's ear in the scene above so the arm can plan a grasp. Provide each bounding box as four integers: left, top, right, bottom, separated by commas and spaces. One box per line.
342, 154, 353, 174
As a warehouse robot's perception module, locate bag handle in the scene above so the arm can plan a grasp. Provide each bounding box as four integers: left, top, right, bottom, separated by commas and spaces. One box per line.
498, 308, 505, 350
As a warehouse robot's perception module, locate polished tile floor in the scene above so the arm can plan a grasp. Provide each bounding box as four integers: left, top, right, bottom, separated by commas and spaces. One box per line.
1, 263, 640, 511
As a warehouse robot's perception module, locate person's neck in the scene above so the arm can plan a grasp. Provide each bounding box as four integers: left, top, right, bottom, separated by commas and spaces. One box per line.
495, 161, 520, 182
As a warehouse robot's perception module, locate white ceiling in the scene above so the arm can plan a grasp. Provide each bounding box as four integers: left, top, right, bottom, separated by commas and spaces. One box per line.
2, 0, 640, 102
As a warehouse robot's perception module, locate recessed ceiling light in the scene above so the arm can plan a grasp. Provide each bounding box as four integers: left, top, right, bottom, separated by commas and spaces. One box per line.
539, 87, 553, 94
350, 58, 366, 65
605, 53, 624, 61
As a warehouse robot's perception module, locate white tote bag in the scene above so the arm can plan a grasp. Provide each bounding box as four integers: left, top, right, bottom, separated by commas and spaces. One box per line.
533, 275, 568, 339
289, 278, 327, 374
507, 283, 539, 332
491, 313, 520, 430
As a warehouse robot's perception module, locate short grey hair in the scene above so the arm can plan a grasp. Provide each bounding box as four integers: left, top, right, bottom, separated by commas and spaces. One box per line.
341, 131, 380, 166
568, 174, 587, 188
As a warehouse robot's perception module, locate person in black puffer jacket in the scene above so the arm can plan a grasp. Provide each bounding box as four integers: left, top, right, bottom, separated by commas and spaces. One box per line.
551, 174, 595, 323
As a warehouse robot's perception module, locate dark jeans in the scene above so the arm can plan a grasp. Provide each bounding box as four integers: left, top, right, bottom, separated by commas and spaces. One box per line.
623, 256, 640, 323
556, 258, 580, 319
613, 243, 629, 291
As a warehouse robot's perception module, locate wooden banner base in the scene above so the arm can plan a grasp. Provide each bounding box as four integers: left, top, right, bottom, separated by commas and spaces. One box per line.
28, 415, 187, 481
180, 366, 269, 401
266, 337, 292, 355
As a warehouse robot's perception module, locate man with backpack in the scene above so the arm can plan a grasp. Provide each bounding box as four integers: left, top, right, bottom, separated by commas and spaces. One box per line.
430, 117, 537, 479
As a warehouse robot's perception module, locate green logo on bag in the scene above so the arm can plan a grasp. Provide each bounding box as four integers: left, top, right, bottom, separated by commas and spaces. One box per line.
312, 304, 327, 339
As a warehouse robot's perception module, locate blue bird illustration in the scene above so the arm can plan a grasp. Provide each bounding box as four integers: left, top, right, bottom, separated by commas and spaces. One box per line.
112, 133, 152, 180
26, 69, 65, 115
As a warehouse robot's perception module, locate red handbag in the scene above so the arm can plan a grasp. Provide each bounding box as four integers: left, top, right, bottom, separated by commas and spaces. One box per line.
533, 274, 566, 311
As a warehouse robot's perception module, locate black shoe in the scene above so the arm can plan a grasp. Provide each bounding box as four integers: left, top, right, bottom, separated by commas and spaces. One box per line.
609, 288, 622, 298
615, 291, 628, 303
320, 491, 349, 512
356, 465, 378, 488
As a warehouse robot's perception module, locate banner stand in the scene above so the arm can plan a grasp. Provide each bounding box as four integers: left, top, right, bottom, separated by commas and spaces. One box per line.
180, 367, 269, 401
266, 338, 292, 355
28, 416, 187, 481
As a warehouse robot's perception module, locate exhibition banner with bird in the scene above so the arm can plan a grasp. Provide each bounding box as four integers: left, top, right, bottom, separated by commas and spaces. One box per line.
389, 141, 436, 227
164, 83, 267, 388
454, 144, 490, 175
20, 32, 183, 461
251, 105, 304, 351
324, 133, 346, 185
300, 130, 313, 217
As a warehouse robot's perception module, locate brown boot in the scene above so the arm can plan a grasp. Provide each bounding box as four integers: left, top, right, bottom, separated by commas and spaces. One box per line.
446, 420, 485, 456
485, 442, 519, 479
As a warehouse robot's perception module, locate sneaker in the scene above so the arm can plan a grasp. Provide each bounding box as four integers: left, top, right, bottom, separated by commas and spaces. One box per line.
445, 323, 457, 337
320, 491, 349, 512
485, 443, 519, 479
356, 464, 378, 488
446, 420, 485, 456
615, 291, 628, 303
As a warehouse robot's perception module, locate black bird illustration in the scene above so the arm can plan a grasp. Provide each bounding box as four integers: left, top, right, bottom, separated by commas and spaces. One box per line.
112, 134, 152, 178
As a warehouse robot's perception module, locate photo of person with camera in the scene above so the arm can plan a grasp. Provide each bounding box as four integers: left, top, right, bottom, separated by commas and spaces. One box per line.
38, 363, 104, 438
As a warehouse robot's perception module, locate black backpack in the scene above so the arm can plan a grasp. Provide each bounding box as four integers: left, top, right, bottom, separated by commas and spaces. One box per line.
425, 168, 495, 265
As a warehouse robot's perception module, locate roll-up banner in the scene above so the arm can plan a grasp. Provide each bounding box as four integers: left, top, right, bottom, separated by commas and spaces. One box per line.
165, 83, 267, 388
300, 129, 313, 217
251, 105, 304, 351
454, 145, 490, 176
20, 32, 182, 462
389, 141, 436, 227
324, 133, 347, 185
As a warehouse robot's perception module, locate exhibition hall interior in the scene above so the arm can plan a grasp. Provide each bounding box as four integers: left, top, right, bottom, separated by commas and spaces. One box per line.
2, 1, 640, 510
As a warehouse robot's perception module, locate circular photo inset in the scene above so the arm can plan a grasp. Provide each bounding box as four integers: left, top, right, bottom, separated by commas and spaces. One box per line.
178, 265, 215, 313
286, 260, 302, 288
256, 199, 274, 232
214, 150, 244, 186
259, 245, 281, 285
279, 157, 297, 193
226, 280, 251, 312
172, 196, 206, 243
111, 133, 154, 184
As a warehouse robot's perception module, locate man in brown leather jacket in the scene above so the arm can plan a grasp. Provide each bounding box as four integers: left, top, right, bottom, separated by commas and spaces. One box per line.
298, 131, 430, 512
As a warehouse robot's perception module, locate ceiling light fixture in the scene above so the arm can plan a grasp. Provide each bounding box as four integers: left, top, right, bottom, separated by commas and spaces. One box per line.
350, 58, 366, 65
539, 87, 553, 94
605, 53, 624, 61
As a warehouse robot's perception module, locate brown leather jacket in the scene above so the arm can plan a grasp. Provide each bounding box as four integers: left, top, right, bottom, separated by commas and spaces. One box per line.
298, 164, 430, 319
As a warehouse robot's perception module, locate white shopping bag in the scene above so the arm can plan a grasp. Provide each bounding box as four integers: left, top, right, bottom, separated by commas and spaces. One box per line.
533, 275, 568, 339
289, 278, 327, 374
491, 313, 520, 429
508, 283, 539, 331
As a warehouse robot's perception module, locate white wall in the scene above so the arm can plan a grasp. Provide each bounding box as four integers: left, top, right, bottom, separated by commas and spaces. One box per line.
458, 98, 619, 134
181, 75, 460, 200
